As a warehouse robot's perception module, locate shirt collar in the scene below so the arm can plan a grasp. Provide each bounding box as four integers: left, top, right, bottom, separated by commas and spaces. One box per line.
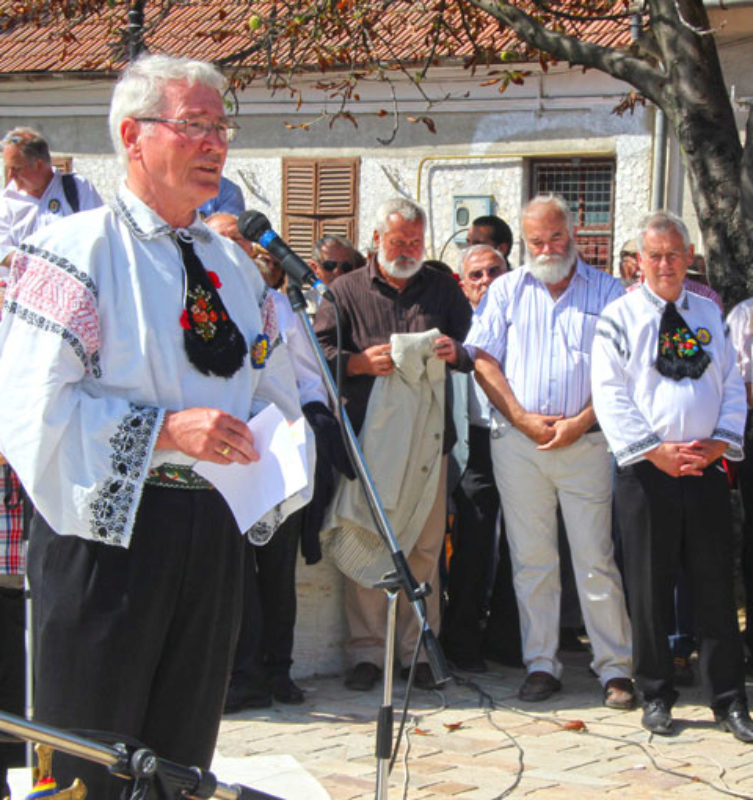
113, 183, 211, 243
639, 281, 690, 312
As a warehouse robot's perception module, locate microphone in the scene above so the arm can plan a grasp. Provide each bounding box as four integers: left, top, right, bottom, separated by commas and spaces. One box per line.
237, 210, 333, 300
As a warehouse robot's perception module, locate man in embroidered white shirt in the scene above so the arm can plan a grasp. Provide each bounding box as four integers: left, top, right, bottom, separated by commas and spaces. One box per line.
465, 194, 634, 710
592, 210, 752, 741
0, 56, 278, 798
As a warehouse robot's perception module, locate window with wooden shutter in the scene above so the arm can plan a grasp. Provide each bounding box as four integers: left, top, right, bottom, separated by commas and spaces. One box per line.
530, 158, 615, 272
283, 158, 359, 258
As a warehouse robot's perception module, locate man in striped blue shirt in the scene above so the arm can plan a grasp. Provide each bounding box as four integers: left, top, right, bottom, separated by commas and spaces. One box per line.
465, 194, 633, 709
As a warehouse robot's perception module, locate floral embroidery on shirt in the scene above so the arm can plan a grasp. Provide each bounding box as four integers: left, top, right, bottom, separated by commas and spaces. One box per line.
10, 245, 101, 375
181, 283, 228, 341
89, 404, 160, 545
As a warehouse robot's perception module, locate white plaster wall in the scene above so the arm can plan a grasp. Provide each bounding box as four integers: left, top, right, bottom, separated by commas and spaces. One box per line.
291, 554, 348, 678
613, 134, 653, 269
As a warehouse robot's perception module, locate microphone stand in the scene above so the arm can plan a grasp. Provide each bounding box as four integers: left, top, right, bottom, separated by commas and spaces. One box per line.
286, 282, 450, 800
0, 711, 280, 800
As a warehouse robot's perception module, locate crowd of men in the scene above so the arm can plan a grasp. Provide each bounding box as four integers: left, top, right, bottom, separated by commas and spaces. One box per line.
1, 50, 753, 798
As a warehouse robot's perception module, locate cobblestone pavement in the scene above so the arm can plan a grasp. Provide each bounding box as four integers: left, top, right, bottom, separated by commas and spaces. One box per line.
216, 650, 753, 799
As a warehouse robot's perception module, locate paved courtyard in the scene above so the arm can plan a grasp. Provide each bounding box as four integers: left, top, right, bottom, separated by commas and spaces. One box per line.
215, 649, 753, 800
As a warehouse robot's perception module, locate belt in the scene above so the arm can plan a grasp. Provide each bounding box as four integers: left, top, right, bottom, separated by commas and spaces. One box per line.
145, 463, 213, 490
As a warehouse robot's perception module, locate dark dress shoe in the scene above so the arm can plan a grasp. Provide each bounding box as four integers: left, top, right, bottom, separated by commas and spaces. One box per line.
400, 662, 438, 690
344, 661, 381, 691
641, 698, 674, 735
223, 682, 273, 713
716, 700, 753, 743
518, 671, 561, 702
269, 673, 305, 704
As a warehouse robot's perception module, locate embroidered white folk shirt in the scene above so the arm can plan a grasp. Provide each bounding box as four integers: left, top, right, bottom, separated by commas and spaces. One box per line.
0, 185, 270, 548
591, 283, 746, 467
0, 169, 103, 261
465, 258, 624, 418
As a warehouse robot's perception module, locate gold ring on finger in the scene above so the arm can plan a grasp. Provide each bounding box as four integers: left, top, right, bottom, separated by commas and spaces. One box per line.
220, 445, 231, 457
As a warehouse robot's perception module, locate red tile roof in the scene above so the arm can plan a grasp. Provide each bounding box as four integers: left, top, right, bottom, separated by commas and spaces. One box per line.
0, 1, 633, 77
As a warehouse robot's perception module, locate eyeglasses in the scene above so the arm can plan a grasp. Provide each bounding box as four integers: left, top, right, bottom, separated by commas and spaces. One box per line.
134, 117, 239, 142
320, 260, 354, 273
466, 265, 504, 282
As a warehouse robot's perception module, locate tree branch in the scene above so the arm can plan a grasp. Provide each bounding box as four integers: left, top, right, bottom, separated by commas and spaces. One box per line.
469, 0, 667, 107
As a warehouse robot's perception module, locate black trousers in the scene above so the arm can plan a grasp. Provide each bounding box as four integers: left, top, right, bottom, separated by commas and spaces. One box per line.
443, 425, 521, 660
28, 486, 244, 800
615, 460, 745, 711
0, 586, 25, 791
231, 509, 301, 686
736, 410, 753, 654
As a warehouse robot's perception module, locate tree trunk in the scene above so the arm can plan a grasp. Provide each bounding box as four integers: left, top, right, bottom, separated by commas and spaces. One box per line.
650, 0, 752, 307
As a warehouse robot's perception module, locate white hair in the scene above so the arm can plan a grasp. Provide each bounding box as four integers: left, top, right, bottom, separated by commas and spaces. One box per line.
459, 244, 505, 278
522, 193, 575, 238
374, 197, 426, 235
637, 210, 691, 253
108, 53, 226, 166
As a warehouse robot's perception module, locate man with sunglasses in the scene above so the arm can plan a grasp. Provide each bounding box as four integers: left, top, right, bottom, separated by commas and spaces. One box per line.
305, 234, 359, 315
0, 55, 278, 799
0, 127, 102, 268
311, 234, 358, 285
443, 244, 521, 672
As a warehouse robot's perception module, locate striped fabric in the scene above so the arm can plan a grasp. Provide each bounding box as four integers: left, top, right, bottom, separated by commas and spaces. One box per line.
465, 258, 624, 418
0, 465, 25, 575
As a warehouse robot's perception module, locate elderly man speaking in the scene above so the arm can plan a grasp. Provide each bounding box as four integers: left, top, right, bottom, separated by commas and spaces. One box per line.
0, 55, 274, 797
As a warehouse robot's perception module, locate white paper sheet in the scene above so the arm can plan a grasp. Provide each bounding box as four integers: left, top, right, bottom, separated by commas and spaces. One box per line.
194, 404, 308, 532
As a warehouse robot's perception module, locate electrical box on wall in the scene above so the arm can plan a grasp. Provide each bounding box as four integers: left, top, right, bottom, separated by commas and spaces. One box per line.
453, 195, 494, 243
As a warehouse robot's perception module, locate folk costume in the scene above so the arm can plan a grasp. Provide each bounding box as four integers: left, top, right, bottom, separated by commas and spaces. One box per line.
592, 283, 747, 713
0, 185, 277, 798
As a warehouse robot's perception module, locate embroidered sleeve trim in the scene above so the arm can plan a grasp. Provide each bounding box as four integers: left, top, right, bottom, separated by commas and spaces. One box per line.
260, 288, 282, 350
89, 404, 163, 547
595, 318, 630, 360
18, 244, 98, 296
10, 247, 101, 376
614, 433, 661, 465
712, 427, 743, 447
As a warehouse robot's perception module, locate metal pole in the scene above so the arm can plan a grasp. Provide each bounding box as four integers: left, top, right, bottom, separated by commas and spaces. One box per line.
127, 0, 145, 62
285, 283, 451, 800
375, 587, 399, 799
0, 712, 280, 800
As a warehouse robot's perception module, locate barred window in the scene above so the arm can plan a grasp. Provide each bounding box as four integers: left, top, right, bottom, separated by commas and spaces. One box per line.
531, 159, 615, 271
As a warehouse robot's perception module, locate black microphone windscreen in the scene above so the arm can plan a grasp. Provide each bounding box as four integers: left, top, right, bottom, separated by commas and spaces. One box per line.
237, 210, 271, 243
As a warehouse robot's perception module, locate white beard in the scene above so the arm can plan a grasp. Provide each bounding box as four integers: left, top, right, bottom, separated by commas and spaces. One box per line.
378, 244, 424, 280
527, 239, 577, 284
